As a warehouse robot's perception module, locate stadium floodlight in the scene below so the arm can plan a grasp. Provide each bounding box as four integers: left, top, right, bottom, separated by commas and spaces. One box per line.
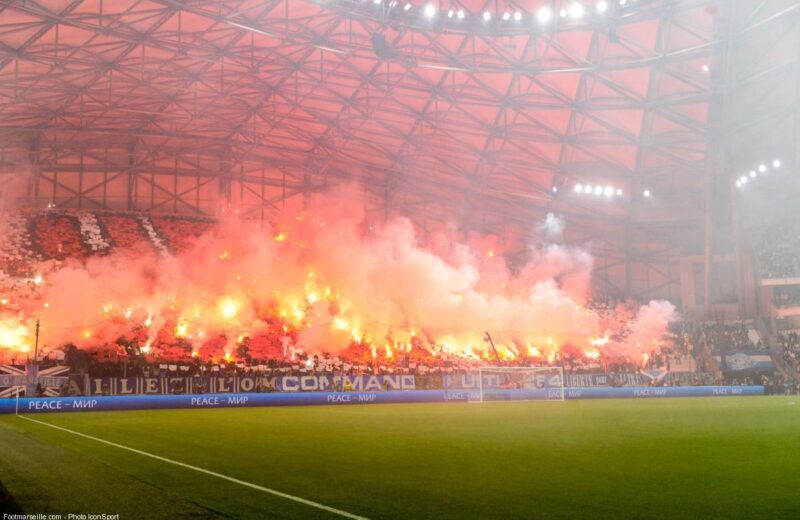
740, 176, 748, 184
373, 0, 381, 4
702, 64, 710, 72
483, 11, 492, 21
447, 9, 454, 18
773, 159, 781, 168
423, 3, 436, 18
457, 9, 465, 19
594, 185, 603, 195
560, 9, 568, 18
736, 180, 741, 187
569, 2, 585, 19
403, 2, 411, 10
758, 164, 767, 173
537, 6, 553, 23
514, 11, 522, 21
604, 186, 613, 197
597, 0, 608, 13
619, 0, 627, 5
616, 188, 623, 196
472, 366, 565, 402
585, 184, 593, 194
575, 184, 584, 193
750, 170, 757, 178
503, 12, 510, 21
643, 189, 651, 197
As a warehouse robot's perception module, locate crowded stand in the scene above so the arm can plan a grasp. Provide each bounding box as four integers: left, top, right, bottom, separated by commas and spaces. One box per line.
0, 213, 41, 277
697, 321, 767, 352
31, 213, 87, 261
0, 210, 217, 271
777, 331, 800, 374
150, 217, 215, 253
755, 218, 800, 279
0, 210, 795, 397
98, 213, 156, 250
773, 285, 800, 308
22, 332, 790, 398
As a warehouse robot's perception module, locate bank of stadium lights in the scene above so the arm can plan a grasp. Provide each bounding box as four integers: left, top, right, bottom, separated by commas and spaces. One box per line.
573, 184, 625, 199
735, 159, 781, 188
366, 1, 618, 27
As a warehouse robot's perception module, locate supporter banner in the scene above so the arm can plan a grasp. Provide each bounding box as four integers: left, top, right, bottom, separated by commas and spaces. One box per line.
565, 373, 644, 387
0, 365, 70, 397
443, 372, 645, 388
72, 372, 721, 395
0, 374, 68, 387
78, 374, 416, 395
714, 352, 775, 372
639, 369, 668, 383
0, 386, 765, 414
443, 372, 565, 389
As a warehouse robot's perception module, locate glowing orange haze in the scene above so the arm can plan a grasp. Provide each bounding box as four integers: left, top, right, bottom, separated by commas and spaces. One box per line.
0, 187, 676, 364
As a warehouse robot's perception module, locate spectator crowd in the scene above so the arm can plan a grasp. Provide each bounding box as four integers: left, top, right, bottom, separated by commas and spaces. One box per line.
2, 210, 799, 396
755, 219, 800, 279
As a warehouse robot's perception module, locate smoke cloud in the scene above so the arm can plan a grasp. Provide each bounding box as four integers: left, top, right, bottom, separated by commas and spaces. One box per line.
0, 186, 677, 365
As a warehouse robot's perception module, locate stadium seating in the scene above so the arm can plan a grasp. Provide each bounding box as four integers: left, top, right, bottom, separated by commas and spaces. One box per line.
97, 213, 154, 250
755, 219, 800, 279
774, 285, 800, 308
31, 213, 87, 261
0, 210, 219, 273
150, 217, 214, 252
1, 209, 791, 393
777, 331, 800, 377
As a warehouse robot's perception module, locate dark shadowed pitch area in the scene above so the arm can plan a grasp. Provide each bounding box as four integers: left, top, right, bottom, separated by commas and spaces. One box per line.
1, 397, 799, 519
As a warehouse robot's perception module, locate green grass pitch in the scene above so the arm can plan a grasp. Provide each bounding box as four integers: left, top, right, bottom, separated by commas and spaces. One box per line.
1, 397, 799, 519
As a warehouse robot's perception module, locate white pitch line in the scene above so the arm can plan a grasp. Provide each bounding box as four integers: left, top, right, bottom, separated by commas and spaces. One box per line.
16, 414, 369, 520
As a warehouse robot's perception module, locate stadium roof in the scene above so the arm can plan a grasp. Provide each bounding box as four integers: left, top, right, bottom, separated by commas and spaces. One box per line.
0, 0, 798, 298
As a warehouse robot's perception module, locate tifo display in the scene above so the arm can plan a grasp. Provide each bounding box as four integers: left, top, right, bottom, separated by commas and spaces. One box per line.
1, 206, 793, 400
0, 204, 677, 371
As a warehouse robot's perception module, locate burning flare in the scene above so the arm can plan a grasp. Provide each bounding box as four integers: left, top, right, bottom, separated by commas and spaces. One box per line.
0, 187, 676, 364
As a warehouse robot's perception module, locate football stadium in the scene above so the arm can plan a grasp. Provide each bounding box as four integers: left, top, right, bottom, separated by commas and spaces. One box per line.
1, 0, 800, 518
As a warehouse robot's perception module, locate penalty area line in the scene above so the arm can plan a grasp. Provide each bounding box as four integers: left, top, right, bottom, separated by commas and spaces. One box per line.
16, 414, 369, 520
